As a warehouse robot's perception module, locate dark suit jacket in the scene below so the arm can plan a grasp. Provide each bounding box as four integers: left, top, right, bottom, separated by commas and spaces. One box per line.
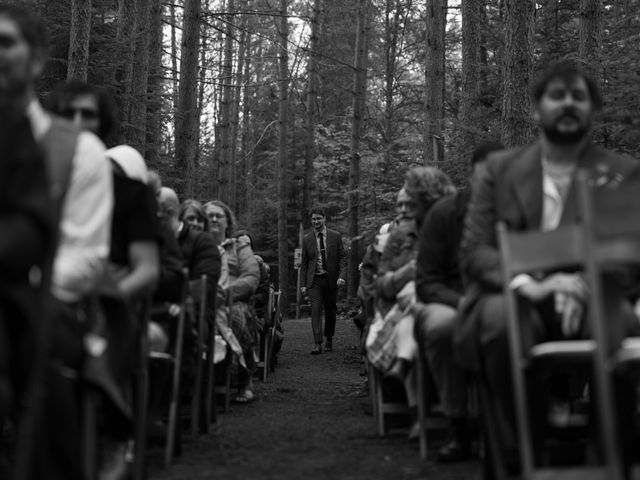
299, 228, 347, 289
416, 189, 469, 308
455, 140, 640, 370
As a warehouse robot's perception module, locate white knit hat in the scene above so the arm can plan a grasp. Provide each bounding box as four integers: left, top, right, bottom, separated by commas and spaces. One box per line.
106, 145, 148, 184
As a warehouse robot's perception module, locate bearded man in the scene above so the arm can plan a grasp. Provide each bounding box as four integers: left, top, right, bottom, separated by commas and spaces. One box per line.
456, 61, 640, 474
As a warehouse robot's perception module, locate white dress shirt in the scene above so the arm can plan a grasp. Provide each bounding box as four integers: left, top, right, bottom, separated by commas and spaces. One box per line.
27, 100, 113, 303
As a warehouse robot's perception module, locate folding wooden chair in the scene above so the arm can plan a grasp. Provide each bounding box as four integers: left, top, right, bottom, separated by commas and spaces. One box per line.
415, 345, 449, 460
497, 170, 640, 480
367, 361, 411, 436
186, 274, 208, 435
267, 289, 283, 373
148, 269, 189, 466
576, 173, 640, 478
255, 288, 275, 381
132, 297, 151, 480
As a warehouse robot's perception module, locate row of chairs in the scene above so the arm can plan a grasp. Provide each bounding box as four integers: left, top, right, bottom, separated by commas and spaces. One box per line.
368, 172, 640, 478
78, 271, 284, 479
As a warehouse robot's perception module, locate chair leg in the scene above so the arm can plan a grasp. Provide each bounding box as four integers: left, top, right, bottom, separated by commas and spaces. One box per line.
416, 355, 428, 460
262, 331, 270, 382
202, 333, 215, 429
477, 377, 509, 480
82, 389, 97, 480
133, 369, 148, 480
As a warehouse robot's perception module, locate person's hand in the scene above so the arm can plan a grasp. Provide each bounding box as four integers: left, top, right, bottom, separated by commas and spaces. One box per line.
300, 286, 307, 296
337, 278, 346, 287
517, 272, 588, 303
557, 293, 584, 337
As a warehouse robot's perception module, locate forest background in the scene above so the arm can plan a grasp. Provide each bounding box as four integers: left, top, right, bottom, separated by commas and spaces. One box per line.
20, 0, 640, 311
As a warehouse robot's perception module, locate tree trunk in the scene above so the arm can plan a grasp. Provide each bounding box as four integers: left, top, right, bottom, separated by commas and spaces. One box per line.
67, 0, 92, 81
145, 0, 164, 168
277, 0, 290, 310
219, 0, 236, 205
302, 0, 322, 227
230, 21, 248, 216
128, 0, 152, 151
501, 0, 534, 147
383, 0, 401, 173
170, 3, 179, 116
348, 0, 370, 298
424, 0, 448, 165
579, 0, 603, 78
175, 0, 202, 195
116, 0, 139, 128
460, 0, 482, 163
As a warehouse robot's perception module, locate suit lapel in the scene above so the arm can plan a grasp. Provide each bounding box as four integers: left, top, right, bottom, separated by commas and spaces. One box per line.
510, 143, 543, 229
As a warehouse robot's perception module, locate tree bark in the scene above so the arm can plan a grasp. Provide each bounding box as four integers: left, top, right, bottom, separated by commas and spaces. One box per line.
175, 0, 202, 195
67, 0, 92, 81
230, 20, 248, 216
501, 0, 534, 147
383, 0, 401, 173
145, 0, 164, 169
277, 0, 290, 310
460, 0, 482, 162
302, 0, 322, 227
579, 0, 603, 78
127, 0, 152, 151
116, 0, 139, 126
219, 0, 236, 205
424, 0, 448, 165
348, 0, 370, 297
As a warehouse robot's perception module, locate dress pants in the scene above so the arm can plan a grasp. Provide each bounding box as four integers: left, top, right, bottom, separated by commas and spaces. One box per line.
308, 274, 337, 344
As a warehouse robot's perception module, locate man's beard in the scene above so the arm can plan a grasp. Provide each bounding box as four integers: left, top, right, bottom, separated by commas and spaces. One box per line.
542, 113, 591, 144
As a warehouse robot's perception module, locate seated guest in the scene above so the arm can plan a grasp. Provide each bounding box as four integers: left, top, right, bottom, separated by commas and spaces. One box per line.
105, 145, 161, 300
0, 107, 54, 476
233, 230, 271, 329
456, 61, 640, 473
414, 141, 502, 462
358, 221, 396, 345
204, 200, 260, 403
368, 167, 455, 437
143, 171, 183, 305
180, 198, 208, 233
159, 188, 221, 327
46, 79, 118, 147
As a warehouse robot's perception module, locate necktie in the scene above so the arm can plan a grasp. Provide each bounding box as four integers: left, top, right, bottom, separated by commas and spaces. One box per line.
319, 232, 328, 272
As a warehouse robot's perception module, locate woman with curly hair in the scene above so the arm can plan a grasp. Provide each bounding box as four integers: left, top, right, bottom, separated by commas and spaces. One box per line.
367, 166, 456, 438
204, 200, 260, 403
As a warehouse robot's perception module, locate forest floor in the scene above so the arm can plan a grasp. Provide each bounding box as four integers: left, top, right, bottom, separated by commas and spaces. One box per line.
147, 314, 482, 480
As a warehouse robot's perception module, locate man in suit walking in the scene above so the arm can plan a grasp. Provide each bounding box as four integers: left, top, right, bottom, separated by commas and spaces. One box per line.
300, 208, 347, 354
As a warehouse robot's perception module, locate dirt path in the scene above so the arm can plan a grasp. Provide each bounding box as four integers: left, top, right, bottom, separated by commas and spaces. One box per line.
148, 316, 481, 480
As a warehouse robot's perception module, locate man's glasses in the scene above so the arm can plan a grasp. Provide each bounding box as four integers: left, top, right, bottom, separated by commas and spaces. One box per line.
208, 213, 226, 220
61, 107, 99, 120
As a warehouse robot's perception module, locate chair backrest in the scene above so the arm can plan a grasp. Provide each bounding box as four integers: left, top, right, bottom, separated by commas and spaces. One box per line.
188, 274, 208, 323
496, 171, 640, 480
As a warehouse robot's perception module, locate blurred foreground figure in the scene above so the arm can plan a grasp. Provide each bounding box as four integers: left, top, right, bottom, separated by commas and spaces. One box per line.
0, 3, 113, 479
457, 60, 640, 475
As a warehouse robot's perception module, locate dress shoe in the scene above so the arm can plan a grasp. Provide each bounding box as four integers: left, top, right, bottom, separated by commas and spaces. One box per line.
437, 417, 471, 462
437, 436, 471, 462
324, 338, 333, 352
310, 344, 322, 355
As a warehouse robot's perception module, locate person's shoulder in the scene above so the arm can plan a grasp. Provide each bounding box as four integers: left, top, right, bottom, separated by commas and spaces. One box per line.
486, 144, 533, 172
